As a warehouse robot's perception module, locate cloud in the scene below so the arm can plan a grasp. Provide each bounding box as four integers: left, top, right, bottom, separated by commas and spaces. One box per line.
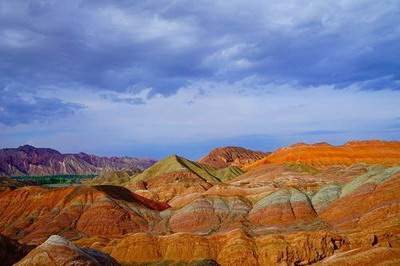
0, 1, 399, 157
0, 86, 85, 126
1, 79, 399, 158
0, 0, 399, 94
101, 93, 145, 105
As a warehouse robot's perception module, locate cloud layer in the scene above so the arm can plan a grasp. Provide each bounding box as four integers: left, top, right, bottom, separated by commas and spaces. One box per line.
0, 0, 399, 158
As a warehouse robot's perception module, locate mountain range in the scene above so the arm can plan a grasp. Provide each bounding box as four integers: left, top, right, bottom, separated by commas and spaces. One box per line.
0, 145, 156, 176
1, 140, 400, 265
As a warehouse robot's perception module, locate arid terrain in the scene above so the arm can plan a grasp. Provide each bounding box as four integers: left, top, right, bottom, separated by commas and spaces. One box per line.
1, 140, 400, 265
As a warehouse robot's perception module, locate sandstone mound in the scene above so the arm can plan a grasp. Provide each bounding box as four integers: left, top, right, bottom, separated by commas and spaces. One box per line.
248, 188, 317, 226
0, 185, 167, 244
15, 235, 120, 266
246, 140, 400, 170
127, 155, 244, 202
168, 196, 251, 233
199, 146, 268, 169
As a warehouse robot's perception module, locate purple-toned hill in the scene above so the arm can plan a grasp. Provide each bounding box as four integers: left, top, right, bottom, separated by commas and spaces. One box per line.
0, 145, 155, 176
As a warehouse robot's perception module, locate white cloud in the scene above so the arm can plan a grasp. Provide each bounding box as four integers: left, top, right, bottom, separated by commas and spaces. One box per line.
3, 79, 397, 152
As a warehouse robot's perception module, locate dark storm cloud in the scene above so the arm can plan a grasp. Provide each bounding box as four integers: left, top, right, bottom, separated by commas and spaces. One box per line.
1, 0, 400, 156
1, 0, 399, 95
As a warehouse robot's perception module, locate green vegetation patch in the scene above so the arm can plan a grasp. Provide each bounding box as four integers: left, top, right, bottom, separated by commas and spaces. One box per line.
11, 174, 97, 185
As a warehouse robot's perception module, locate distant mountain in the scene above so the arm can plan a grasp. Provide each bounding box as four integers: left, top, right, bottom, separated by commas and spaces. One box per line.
199, 146, 268, 169
245, 140, 400, 170
0, 145, 156, 176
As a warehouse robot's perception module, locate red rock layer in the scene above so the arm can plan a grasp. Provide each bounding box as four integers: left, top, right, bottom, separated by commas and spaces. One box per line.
76, 230, 347, 266
248, 201, 317, 227
0, 185, 166, 244
199, 146, 268, 169
246, 140, 400, 170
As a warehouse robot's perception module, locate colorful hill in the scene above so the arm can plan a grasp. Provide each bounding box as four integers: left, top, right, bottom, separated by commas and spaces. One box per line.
126, 155, 244, 202
199, 146, 268, 169
2, 140, 400, 265
246, 140, 400, 170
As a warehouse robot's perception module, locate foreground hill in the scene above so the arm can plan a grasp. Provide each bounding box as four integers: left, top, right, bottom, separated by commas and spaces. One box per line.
0, 185, 169, 244
199, 146, 268, 169
0, 145, 156, 176
14, 235, 119, 266
246, 140, 400, 170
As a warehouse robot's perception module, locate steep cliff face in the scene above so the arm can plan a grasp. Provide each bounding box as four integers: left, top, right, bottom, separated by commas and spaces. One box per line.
0, 145, 156, 176
199, 146, 268, 169
246, 140, 400, 169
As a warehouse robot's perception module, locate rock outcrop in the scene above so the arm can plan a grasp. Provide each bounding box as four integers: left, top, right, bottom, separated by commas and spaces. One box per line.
15, 235, 120, 266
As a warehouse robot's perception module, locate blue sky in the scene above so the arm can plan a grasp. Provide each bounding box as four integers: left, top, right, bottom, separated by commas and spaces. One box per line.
0, 0, 399, 159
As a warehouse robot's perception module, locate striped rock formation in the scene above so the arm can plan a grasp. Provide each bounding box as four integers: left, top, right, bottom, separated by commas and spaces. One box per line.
246, 140, 400, 169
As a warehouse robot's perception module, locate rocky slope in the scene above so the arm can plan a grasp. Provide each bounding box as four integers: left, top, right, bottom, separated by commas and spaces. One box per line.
246, 140, 400, 170
199, 146, 268, 169
0, 145, 156, 176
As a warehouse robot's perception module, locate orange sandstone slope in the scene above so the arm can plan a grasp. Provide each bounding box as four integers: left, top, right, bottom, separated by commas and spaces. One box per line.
246, 140, 400, 170
0, 185, 169, 245
199, 146, 268, 169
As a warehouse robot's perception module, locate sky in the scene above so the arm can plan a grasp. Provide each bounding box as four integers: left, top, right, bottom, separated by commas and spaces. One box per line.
0, 0, 399, 159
